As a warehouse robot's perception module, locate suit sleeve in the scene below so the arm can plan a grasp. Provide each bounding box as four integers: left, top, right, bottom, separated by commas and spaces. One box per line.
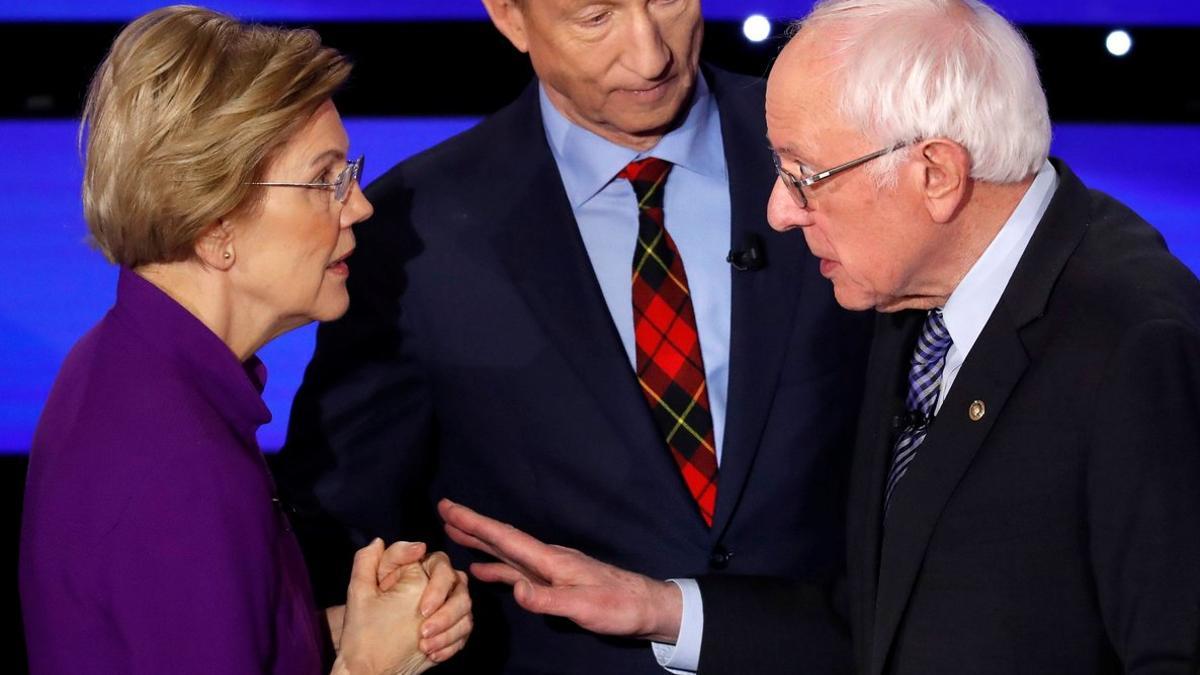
275, 174, 440, 607
98, 449, 283, 673
695, 575, 853, 675
1087, 318, 1200, 672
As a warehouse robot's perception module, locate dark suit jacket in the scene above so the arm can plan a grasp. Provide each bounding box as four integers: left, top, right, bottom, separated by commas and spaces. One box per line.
698, 160, 1200, 674
277, 65, 872, 674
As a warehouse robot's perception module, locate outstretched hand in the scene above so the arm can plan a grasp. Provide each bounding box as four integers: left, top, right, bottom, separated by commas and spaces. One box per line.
438, 498, 681, 643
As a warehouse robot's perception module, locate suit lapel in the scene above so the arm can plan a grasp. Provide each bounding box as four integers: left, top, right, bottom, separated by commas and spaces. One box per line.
703, 67, 807, 537
849, 310, 923, 667
866, 159, 1094, 675
491, 85, 706, 533
869, 309, 1029, 675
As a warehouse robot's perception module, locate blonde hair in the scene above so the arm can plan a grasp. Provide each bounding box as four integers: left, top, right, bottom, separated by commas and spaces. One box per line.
81, 5, 352, 267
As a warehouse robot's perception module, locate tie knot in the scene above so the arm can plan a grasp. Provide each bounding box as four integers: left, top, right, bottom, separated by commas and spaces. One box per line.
912, 310, 953, 365
618, 157, 672, 207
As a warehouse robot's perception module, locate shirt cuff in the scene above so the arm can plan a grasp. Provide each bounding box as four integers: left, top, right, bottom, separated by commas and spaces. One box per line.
650, 578, 703, 674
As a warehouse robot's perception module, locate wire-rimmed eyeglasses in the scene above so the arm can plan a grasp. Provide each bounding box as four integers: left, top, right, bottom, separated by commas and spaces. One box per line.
772, 143, 907, 209
248, 155, 365, 204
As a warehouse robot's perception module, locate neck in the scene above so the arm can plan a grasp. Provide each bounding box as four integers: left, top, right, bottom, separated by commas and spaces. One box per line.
135, 261, 276, 362
877, 176, 1037, 313
945, 177, 1037, 293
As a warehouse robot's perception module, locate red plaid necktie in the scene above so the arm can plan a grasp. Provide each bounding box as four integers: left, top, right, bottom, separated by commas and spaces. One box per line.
621, 157, 719, 527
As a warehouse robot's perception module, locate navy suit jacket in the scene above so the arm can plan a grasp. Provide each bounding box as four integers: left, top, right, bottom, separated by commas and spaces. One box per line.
697, 161, 1200, 674
277, 65, 872, 674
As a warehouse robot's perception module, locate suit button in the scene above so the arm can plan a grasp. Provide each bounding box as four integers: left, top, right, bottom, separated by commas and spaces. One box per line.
709, 546, 732, 570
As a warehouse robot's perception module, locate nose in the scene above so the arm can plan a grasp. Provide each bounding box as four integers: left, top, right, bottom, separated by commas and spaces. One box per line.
624, 10, 672, 80
767, 177, 812, 232
341, 181, 374, 228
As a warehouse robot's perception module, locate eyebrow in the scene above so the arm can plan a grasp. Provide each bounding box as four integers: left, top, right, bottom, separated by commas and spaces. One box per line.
308, 148, 347, 169
771, 147, 814, 174
766, 136, 810, 164
565, 0, 614, 11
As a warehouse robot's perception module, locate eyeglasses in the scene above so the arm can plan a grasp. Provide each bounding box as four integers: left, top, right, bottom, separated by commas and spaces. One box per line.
771, 143, 907, 209
248, 155, 365, 204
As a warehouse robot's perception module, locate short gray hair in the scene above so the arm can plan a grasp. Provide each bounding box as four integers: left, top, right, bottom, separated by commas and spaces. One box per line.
794, 0, 1050, 184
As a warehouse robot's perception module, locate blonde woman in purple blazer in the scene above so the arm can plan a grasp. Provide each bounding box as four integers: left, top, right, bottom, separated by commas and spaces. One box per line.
19, 7, 472, 674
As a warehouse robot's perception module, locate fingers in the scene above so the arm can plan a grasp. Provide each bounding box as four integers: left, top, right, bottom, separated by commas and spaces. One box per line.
421, 571, 470, 634
378, 540, 427, 589
443, 522, 504, 561
417, 551, 456, 618
418, 571, 472, 658
511, 577, 568, 616
469, 561, 531, 586
506, 578, 615, 631
438, 499, 559, 581
379, 562, 428, 594
420, 612, 472, 663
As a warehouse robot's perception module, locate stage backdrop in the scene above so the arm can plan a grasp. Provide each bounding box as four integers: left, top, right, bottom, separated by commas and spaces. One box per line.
2, 120, 1198, 452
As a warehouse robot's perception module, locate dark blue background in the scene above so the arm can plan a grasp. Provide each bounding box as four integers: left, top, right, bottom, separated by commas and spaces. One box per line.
3, 120, 1198, 452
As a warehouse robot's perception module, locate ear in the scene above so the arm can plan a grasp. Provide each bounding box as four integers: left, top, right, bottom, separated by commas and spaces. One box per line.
916, 139, 971, 224
481, 0, 531, 53
195, 219, 235, 270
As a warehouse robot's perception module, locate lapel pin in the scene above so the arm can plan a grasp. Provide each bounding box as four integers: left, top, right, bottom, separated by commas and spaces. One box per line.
968, 400, 986, 421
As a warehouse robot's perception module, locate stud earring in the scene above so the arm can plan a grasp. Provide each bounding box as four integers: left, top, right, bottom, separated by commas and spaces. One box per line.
223, 251, 231, 260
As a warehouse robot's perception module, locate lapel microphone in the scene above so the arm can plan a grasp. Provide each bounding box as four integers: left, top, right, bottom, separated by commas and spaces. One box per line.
727, 233, 766, 271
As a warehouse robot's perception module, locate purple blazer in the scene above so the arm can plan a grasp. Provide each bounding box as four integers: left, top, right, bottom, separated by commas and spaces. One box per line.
21, 269, 325, 674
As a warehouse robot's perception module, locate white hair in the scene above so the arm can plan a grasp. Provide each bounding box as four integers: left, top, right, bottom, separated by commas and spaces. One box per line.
795, 0, 1051, 185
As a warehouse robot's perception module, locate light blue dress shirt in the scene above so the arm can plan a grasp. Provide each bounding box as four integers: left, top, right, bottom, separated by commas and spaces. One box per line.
539, 74, 732, 464
938, 160, 1058, 408
539, 74, 731, 674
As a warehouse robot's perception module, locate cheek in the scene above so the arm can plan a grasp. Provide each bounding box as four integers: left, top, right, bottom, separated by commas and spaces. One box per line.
557, 44, 607, 87
815, 224, 881, 290
286, 222, 342, 292
669, 13, 703, 62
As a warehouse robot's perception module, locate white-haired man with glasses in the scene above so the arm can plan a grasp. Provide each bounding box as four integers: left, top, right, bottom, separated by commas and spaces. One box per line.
438, 0, 1200, 673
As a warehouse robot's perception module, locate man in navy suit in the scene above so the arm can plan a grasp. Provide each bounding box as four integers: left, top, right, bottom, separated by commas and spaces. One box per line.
276, 0, 871, 672
439, 1, 1200, 673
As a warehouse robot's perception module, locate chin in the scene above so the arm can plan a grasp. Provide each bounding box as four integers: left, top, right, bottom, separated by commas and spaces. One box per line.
831, 284, 879, 312
614, 91, 688, 132
310, 293, 350, 323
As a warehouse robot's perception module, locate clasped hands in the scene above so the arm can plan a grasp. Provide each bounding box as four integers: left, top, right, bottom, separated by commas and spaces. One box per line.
331, 539, 473, 675
329, 497, 686, 674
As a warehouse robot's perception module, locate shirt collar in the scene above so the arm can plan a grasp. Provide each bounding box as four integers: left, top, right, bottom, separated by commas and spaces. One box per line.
940, 159, 1059, 356
539, 72, 727, 209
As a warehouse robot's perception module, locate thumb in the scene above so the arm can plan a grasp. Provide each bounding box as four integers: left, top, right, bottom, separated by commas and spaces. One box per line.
348, 538, 385, 598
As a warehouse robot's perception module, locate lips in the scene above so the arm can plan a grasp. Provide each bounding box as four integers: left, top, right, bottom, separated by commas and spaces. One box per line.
327, 248, 354, 270
626, 81, 666, 94
619, 74, 676, 98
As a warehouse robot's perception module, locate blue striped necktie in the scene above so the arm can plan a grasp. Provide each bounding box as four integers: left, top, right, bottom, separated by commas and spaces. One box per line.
884, 309, 953, 513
